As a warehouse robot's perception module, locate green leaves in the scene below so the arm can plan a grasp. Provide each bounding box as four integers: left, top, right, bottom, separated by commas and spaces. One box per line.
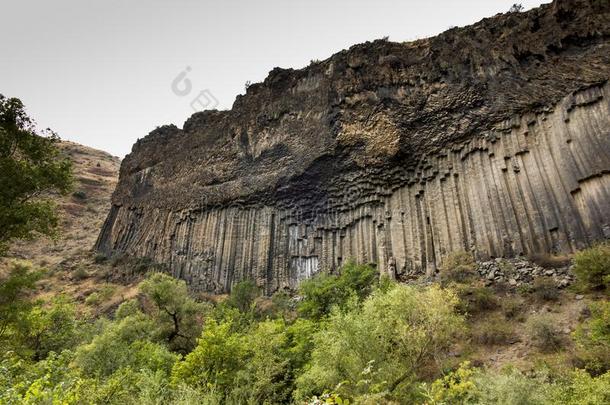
0, 94, 73, 255
297, 262, 377, 320
295, 284, 465, 402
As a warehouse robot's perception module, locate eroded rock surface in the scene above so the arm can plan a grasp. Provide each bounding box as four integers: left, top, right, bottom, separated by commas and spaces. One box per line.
96, 0, 610, 293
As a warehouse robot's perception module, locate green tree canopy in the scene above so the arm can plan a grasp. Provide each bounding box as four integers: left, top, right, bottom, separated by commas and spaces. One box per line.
0, 94, 72, 255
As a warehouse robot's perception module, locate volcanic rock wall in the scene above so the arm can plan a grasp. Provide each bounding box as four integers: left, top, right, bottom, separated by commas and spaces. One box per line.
97, 0, 610, 293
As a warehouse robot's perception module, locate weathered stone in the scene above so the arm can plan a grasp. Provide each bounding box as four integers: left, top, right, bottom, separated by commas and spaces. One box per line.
96, 0, 610, 293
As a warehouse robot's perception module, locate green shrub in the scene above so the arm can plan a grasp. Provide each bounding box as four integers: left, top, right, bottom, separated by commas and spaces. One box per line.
171, 319, 247, 392
227, 279, 259, 312
297, 261, 377, 320
85, 284, 116, 306
0, 261, 42, 344
438, 251, 476, 283
19, 295, 81, 360
501, 296, 525, 320
573, 301, 610, 374
455, 284, 498, 315
75, 313, 167, 377
72, 266, 89, 280
572, 242, 610, 290
424, 362, 479, 404
295, 284, 464, 402
472, 315, 517, 345
474, 367, 556, 405
527, 314, 563, 352
532, 278, 560, 302
550, 369, 610, 404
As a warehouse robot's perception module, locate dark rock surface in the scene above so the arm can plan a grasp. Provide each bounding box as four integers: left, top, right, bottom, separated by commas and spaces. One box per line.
97, 0, 610, 293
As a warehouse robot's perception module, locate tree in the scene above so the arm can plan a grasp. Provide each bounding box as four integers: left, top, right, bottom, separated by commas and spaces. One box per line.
0, 95, 72, 255
509, 3, 524, 13
140, 272, 209, 352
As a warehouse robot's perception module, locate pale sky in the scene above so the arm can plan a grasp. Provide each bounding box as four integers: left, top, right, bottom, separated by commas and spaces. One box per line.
1, 0, 548, 157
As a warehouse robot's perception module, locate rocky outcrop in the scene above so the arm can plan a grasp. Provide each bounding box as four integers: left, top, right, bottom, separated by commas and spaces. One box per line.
96, 0, 610, 293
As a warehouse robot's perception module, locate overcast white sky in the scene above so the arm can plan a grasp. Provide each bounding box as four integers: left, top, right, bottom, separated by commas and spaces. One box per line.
1, 0, 548, 157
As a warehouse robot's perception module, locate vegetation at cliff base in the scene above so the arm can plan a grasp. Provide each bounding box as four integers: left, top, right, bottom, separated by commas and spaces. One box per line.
1, 247, 610, 404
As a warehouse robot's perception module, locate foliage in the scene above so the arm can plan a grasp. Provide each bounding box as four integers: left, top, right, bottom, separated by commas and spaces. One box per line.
18, 295, 81, 360
438, 251, 476, 284
140, 272, 209, 352
423, 361, 479, 404
472, 315, 516, 346
298, 261, 377, 320
474, 367, 556, 405
573, 300, 610, 374
501, 296, 524, 320
295, 284, 464, 402
227, 279, 259, 312
0, 261, 42, 341
550, 369, 610, 404
0, 95, 73, 255
455, 284, 498, 315
84, 283, 116, 306
527, 314, 563, 352
74, 312, 176, 377
532, 277, 560, 302
572, 242, 610, 291
170, 318, 246, 393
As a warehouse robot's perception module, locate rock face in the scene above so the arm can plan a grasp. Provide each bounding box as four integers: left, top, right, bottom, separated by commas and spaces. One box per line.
96, 0, 610, 293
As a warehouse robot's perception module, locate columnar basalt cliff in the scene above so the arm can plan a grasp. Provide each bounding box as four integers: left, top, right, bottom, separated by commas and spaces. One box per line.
97, 0, 610, 293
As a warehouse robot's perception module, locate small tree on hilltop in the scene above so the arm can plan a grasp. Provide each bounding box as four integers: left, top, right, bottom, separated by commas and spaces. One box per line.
509, 3, 524, 13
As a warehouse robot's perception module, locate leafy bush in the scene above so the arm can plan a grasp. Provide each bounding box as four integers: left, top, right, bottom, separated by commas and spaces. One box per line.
501, 296, 525, 320
455, 284, 498, 315
424, 362, 479, 404
75, 313, 175, 377
527, 314, 563, 352
227, 279, 259, 312
297, 261, 377, 320
550, 369, 610, 404
0, 261, 42, 343
171, 319, 246, 392
438, 251, 476, 284
475, 367, 555, 404
573, 301, 610, 374
71, 266, 89, 280
532, 278, 560, 302
572, 242, 610, 290
295, 284, 464, 402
